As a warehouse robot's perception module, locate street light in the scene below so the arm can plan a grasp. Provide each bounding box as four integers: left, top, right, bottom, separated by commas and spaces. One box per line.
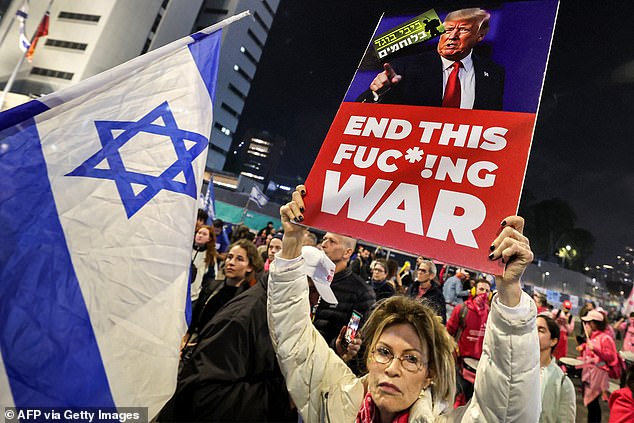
541, 271, 550, 287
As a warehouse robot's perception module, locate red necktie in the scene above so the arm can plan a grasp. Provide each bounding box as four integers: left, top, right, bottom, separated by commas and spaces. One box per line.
442, 61, 462, 108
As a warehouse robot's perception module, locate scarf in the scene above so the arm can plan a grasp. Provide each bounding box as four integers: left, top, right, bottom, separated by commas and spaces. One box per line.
356, 392, 410, 423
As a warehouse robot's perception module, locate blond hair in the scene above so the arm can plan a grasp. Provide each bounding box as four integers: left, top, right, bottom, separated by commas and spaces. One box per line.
360, 296, 456, 402
445, 8, 491, 36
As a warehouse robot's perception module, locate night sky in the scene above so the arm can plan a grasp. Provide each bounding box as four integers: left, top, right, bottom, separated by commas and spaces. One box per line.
236, 0, 634, 265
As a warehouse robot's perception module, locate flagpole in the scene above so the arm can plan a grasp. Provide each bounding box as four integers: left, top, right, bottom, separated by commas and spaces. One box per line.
0, 0, 53, 110
240, 196, 251, 225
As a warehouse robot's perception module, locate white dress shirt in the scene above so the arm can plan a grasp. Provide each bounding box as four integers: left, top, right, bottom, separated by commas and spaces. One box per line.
441, 51, 476, 109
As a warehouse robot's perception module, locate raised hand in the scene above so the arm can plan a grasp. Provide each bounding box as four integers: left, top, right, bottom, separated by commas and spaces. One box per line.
488, 216, 533, 307
369, 63, 402, 94
278, 185, 307, 260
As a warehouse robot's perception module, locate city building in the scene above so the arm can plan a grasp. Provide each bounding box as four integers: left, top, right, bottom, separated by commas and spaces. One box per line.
223, 128, 285, 188
0, 0, 279, 170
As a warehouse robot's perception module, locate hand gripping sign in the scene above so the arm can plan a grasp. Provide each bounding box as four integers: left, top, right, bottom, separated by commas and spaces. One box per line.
302, 1, 558, 274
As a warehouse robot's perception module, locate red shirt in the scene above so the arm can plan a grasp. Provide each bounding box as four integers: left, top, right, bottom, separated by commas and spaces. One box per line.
446, 295, 489, 359
608, 387, 634, 423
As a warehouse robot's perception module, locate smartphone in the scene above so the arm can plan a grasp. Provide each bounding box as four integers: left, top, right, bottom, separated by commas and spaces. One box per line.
344, 310, 363, 344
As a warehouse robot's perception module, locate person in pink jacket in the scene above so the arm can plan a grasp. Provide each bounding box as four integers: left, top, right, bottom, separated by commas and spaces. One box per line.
613, 312, 634, 353
579, 309, 619, 422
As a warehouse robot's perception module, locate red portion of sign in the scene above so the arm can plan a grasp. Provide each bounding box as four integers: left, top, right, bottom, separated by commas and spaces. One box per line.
303, 102, 536, 274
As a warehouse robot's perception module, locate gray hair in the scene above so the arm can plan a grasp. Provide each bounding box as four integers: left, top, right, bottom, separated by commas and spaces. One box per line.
419, 259, 437, 277
445, 8, 491, 37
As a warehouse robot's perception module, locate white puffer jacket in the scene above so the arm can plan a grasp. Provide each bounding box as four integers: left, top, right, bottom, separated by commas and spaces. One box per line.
267, 257, 540, 422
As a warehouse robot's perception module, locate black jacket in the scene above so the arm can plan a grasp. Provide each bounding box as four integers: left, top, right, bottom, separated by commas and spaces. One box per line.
407, 280, 447, 324
313, 267, 376, 346
371, 279, 396, 302
189, 278, 250, 336
159, 278, 296, 422
357, 51, 505, 111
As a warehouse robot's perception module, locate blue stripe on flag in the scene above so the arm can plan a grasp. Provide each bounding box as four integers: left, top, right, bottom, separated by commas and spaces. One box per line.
0, 120, 115, 407
188, 30, 222, 102
0, 99, 49, 132
185, 271, 192, 325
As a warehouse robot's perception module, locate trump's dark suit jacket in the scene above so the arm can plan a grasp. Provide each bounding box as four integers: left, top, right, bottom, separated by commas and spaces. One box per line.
357, 51, 505, 111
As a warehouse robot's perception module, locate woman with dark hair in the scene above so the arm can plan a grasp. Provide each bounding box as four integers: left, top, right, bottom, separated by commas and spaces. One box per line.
386, 259, 404, 294
182, 239, 263, 359
190, 225, 218, 304
579, 309, 619, 422
268, 186, 540, 422
369, 259, 396, 301
576, 302, 595, 345
264, 233, 283, 272
536, 314, 576, 422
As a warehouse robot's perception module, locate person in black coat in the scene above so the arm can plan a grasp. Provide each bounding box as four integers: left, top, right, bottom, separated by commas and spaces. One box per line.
313, 233, 376, 349
368, 258, 396, 301
357, 8, 505, 111
407, 259, 447, 324
159, 277, 296, 422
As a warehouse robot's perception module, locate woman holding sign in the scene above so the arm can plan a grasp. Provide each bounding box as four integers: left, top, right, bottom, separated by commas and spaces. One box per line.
268, 185, 539, 422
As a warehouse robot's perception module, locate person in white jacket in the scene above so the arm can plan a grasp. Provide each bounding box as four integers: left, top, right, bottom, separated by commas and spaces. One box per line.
268, 185, 540, 422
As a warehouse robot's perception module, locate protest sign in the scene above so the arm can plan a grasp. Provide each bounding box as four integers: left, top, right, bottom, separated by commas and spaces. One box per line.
303, 1, 558, 273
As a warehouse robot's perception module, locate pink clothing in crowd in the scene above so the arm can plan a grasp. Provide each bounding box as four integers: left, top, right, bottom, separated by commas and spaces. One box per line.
617, 320, 634, 353
580, 330, 618, 406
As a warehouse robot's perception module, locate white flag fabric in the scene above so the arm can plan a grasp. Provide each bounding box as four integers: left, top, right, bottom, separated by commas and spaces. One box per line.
249, 185, 268, 208
0, 12, 247, 418
16, 0, 31, 51
625, 286, 634, 316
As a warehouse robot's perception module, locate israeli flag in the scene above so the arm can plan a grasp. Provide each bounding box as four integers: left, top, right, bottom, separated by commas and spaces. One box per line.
202, 176, 216, 222
249, 185, 268, 208
16, 0, 31, 52
0, 12, 248, 418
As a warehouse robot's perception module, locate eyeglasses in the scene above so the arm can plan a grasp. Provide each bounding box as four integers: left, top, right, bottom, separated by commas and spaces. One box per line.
371, 346, 426, 373
416, 268, 429, 273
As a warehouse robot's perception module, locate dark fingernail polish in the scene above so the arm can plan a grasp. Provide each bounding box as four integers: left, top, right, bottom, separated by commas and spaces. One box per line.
488, 253, 494, 260
300, 207, 304, 213
293, 217, 298, 223
301, 190, 306, 196
501, 220, 507, 226
489, 245, 495, 251
298, 216, 304, 222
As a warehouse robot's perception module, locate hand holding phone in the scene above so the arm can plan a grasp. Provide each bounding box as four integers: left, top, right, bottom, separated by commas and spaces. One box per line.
344, 310, 362, 345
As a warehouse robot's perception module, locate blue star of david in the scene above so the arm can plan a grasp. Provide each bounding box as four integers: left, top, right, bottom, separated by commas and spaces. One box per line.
66, 101, 208, 218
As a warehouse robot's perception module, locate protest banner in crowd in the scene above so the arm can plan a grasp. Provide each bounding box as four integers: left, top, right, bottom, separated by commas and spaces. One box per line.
303, 1, 559, 273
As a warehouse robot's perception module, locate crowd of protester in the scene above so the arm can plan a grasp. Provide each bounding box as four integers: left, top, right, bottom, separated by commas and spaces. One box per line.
156, 207, 634, 422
